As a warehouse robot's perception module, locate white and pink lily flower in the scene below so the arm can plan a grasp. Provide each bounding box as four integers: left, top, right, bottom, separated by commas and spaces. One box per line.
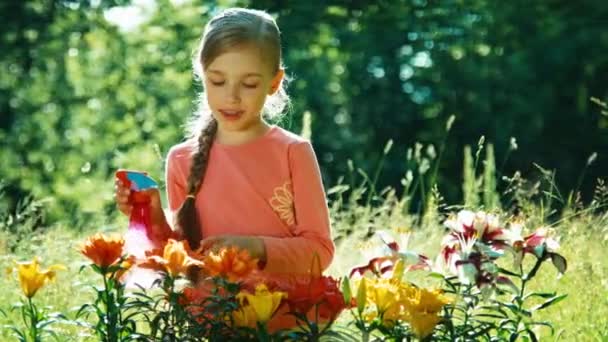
376, 229, 432, 272
504, 222, 566, 275
443, 210, 510, 251
350, 229, 432, 278
435, 232, 476, 276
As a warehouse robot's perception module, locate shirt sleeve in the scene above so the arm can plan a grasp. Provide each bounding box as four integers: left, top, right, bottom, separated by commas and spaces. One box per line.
153, 145, 188, 241
166, 146, 188, 213
261, 141, 335, 274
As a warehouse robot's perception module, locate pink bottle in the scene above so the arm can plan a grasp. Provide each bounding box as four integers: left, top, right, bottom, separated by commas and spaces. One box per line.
115, 169, 160, 287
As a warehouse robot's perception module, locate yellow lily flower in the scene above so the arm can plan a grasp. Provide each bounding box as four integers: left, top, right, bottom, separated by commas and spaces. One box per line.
407, 312, 443, 338
391, 259, 405, 282
232, 303, 258, 328
402, 287, 451, 338
366, 278, 403, 315
405, 287, 451, 314
234, 284, 286, 326
8, 257, 66, 298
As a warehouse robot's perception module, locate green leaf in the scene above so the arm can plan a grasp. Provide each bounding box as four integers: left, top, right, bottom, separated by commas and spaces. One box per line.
43, 328, 61, 342
475, 313, 507, 320
550, 253, 567, 275
497, 267, 520, 277
525, 328, 539, 342
341, 276, 352, 305
479, 305, 509, 318
526, 321, 555, 336
74, 303, 93, 319
523, 292, 556, 301
78, 264, 89, 274
427, 271, 446, 279
530, 294, 567, 312
37, 318, 59, 329
8, 326, 26, 342
498, 301, 532, 317
498, 318, 516, 331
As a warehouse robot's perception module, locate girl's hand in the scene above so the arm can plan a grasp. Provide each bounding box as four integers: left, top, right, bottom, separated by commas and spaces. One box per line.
114, 178, 163, 216
114, 178, 132, 216
200, 235, 267, 262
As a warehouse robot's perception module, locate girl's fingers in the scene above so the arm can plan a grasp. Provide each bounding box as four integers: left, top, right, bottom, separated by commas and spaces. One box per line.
114, 192, 130, 204
199, 239, 213, 252
122, 207, 132, 216
114, 178, 132, 216
200, 237, 221, 253
116, 203, 132, 216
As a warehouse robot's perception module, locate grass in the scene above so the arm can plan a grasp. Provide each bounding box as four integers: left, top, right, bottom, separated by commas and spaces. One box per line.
1, 136, 607, 340
2, 199, 607, 341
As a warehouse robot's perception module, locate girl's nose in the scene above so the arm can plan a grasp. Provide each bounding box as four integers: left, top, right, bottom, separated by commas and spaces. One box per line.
228, 84, 241, 103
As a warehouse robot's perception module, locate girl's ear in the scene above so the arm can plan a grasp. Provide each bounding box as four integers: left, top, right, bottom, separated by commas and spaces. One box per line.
268, 69, 285, 95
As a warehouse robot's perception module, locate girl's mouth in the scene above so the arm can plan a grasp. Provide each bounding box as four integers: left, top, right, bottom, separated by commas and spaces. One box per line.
219, 110, 244, 121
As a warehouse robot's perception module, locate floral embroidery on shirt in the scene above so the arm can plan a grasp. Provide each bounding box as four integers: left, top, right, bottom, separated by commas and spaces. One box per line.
269, 181, 295, 226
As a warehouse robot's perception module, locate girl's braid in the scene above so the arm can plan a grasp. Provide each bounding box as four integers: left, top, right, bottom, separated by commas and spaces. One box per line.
176, 117, 218, 249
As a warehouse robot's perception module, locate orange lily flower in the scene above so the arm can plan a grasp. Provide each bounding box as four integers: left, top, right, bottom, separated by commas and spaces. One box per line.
139, 239, 204, 277
114, 255, 136, 281
80, 233, 125, 269
201, 246, 259, 282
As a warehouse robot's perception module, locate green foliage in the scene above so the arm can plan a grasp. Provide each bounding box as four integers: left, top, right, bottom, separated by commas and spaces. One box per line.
1, 1, 607, 337
462, 145, 480, 209
483, 143, 500, 210
77, 260, 141, 341
1, 163, 608, 340
5, 297, 68, 342
0, 183, 49, 252
1, 0, 607, 225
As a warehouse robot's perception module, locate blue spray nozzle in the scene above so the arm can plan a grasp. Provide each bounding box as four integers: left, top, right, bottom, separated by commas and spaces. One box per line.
125, 172, 158, 191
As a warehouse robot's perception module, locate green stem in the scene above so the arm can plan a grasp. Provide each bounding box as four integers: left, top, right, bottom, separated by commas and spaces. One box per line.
102, 275, 117, 342
462, 284, 471, 333
163, 275, 177, 339
419, 177, 426, 219
116, 281, 124, 340
27, 297, 39, 342
444, 278, 458, 339
256, 321, 270, 342
405, 176, 420, 214
498, 147, 515, 179
514, 261, 532, 332
429, 124, 451, 193
361, 330, 370, 342
571, 163, 591, 206
354, 310, 370, 342
442, 305, 454, 341
366, 151, 389, 208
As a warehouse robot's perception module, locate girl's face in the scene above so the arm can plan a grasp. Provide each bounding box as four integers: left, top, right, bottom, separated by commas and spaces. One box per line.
203, 45, 283, 135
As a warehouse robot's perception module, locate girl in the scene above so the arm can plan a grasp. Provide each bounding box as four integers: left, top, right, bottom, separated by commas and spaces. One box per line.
114, 7, 334, 330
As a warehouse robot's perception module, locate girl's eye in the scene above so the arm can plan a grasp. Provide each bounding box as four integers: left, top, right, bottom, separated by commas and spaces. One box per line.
243, 83, 259, 89
211, 81, 225, 86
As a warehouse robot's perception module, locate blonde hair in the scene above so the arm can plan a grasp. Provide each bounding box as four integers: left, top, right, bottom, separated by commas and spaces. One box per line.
177, 8, 290, 249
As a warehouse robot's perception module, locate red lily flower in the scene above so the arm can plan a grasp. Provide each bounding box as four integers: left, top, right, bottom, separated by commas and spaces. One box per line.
284, 254, 347, 321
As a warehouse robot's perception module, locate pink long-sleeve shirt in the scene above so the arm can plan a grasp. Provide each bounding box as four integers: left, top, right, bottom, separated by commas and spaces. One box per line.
165, 125, 335, 277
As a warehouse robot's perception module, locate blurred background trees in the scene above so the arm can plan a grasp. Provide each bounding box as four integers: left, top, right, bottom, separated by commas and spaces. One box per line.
1, 0, 607, 225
